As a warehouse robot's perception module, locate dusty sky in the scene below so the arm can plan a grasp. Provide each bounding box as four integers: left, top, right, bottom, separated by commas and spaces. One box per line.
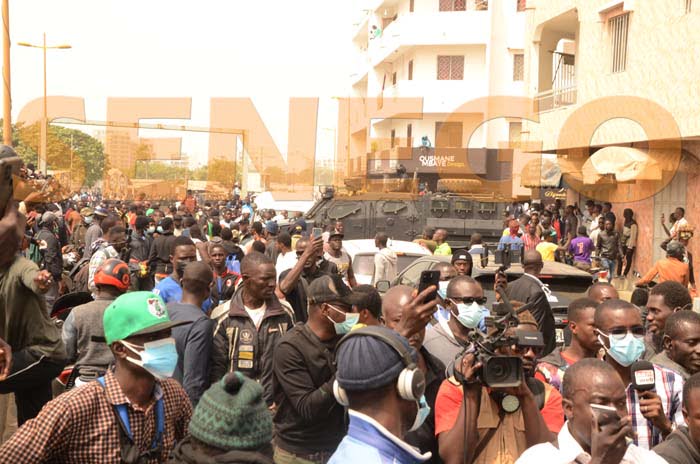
8, 0, 353, 165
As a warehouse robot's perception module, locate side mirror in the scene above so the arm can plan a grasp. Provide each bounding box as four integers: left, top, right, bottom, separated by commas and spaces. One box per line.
375, 280, 390, 293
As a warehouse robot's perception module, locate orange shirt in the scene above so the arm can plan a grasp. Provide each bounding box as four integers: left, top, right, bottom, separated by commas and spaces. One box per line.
637, 257, 689, 287
434, 378, 564, 464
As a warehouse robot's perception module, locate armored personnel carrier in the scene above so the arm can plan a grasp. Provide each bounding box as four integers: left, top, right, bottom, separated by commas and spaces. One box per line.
305, 182, 509, 246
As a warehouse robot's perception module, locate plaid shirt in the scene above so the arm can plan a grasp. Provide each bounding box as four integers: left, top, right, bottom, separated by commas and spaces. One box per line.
627, 364, 685, 450
0, 370, 191, 463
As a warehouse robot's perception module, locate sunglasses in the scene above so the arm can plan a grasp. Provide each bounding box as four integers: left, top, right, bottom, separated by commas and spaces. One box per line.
598, 326, 645, 341
448, 296, 487, 305
510, 344, 544, 357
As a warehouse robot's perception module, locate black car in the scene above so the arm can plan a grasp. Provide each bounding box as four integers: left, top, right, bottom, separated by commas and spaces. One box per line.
393, 255, 593, 345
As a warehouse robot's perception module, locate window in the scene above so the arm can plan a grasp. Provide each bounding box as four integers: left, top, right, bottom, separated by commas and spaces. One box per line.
437, 55, 464, 80
392, 72, 397, 85
439, 0, 466, 11
609, 13, 629, 73
408, 60, 413, 80
509, 122, 522, 148
513, 54, 524, 81
406, 123, 412, 146
391, 129, 396, 148
410, 0, 415, 12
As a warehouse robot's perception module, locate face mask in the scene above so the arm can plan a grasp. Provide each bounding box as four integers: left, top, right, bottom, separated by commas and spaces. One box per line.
409, 395, 431, 432
597, 331, 645, 367
147, 226, 156, 234
84, 216, 93, 224
157, 226, 164, 234
121, 338, 178, 379
452, 301, 485, 329
437, 281, 449, 300
326, 305, 359, 335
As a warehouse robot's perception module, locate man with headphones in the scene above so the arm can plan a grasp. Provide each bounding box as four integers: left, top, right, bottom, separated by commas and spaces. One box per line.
328, 325, 432, 463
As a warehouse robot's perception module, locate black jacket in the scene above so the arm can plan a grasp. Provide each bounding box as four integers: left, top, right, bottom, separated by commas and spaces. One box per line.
210, 288, 294, 405
168, 437, 274, 464
404, 347, 446, 463
36, 227, 62, 279
272, 323, 346, 454
148, 232, 175, 275
506, 273, 556, 355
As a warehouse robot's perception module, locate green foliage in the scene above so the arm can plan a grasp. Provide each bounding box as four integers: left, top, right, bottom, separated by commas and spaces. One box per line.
0, 120, 105, 187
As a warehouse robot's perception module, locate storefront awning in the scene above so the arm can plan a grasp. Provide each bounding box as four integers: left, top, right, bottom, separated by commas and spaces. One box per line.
582, 146, 663, 184
520, 157, 562, 188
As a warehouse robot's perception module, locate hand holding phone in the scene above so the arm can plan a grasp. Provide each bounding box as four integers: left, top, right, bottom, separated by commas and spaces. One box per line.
312, 227, 323, 239
418, 270, 441, 302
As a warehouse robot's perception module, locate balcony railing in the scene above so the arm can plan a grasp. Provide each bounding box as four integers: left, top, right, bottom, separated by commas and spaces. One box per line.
534, 86, 577, 113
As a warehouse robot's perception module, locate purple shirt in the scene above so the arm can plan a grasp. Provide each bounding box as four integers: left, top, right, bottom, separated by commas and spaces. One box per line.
569, 236, 594, 264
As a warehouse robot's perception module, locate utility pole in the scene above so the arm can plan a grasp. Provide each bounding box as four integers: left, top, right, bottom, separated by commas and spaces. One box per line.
2, 0, 11, 145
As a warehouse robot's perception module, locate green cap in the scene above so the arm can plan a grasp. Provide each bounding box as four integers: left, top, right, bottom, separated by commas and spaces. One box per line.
103, 291, 189, 344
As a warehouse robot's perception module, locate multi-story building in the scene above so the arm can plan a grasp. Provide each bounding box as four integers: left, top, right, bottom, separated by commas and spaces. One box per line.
521, 0, 700, 272
348, 0, 528, 196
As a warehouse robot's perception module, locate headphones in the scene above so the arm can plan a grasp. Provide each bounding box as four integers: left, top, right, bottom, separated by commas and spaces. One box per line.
332, 326, 426, 406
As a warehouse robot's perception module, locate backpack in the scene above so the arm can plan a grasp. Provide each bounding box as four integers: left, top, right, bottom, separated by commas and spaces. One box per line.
69, 258, 91, 293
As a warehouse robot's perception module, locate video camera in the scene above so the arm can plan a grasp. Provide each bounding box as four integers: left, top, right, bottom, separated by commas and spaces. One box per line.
456, 282, 543, 389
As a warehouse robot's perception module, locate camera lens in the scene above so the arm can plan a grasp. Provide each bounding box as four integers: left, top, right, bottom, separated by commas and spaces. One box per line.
483, 356, 522, 388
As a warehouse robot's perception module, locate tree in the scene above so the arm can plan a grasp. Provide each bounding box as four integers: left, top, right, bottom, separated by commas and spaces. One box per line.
0, 121, 106, 188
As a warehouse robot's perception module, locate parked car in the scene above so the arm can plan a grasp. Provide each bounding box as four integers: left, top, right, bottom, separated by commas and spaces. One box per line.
342, 239, 432, 286
393, 255, 593, 345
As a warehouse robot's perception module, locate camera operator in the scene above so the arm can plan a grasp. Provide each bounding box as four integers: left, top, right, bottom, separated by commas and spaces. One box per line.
424, 276, 489, 368
434, 310, 562, 464
516, 359, 667, 463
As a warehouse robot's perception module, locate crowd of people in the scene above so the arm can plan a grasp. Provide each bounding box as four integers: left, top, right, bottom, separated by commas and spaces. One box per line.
1, 152, 700, 462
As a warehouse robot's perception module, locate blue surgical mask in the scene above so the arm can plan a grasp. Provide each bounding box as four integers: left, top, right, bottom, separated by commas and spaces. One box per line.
84, 216, 93, 224
326, 305, 359, 335
437, 281, 449, 300
147, 226, 156, 234
597, 331, 645, 367
452, 301, 485, 329
157, 226, 164, 234
122, 337, 178, 379
410, 395, 431, 432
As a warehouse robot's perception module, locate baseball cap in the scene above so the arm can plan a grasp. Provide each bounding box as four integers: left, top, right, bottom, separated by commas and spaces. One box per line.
80, 207, 94, 216
329, 231, 344, 240
265, 221, 279, 235
41, 211, 56, 224
307, 274, 356, 306
103, 291, 190, 344
94, 207, 109, 217
451, 250, 472, 264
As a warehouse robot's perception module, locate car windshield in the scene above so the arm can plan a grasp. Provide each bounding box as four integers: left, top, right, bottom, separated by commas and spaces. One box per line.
353, 254, 422, 276
475, 274, 592, 312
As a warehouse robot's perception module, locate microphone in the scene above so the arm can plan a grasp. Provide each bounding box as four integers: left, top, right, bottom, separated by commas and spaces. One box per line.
631, 360, 656, 392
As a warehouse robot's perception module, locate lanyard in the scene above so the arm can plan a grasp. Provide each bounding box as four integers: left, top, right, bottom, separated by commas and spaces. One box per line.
97, 377, 165, 451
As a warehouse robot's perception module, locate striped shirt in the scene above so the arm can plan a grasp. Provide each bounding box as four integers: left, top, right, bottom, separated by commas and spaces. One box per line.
0, 370, 191, 463
627, 364, 685, 449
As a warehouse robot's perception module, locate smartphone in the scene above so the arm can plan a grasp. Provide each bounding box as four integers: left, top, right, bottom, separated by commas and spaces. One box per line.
418, 270, 441, 302
312, 227, 323, 239
590, 404, 618, 429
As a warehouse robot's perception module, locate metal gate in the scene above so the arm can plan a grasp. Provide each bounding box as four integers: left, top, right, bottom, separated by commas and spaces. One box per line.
652, 172, 687, 264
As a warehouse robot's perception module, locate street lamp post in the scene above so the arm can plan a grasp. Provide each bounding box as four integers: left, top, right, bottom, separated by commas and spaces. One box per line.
17, 33, 71, 174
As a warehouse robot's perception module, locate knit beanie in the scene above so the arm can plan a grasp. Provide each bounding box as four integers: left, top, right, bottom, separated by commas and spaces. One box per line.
336, 326, 417, 392
189, 372, 273, 451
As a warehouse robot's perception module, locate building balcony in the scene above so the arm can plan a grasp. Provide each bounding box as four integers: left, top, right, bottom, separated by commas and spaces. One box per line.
368, 10, 490, 67
350, 52, 371, 85
534, 86, 577, 113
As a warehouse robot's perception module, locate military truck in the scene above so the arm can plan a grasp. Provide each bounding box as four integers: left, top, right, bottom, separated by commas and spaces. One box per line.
305, 184, 509, 246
